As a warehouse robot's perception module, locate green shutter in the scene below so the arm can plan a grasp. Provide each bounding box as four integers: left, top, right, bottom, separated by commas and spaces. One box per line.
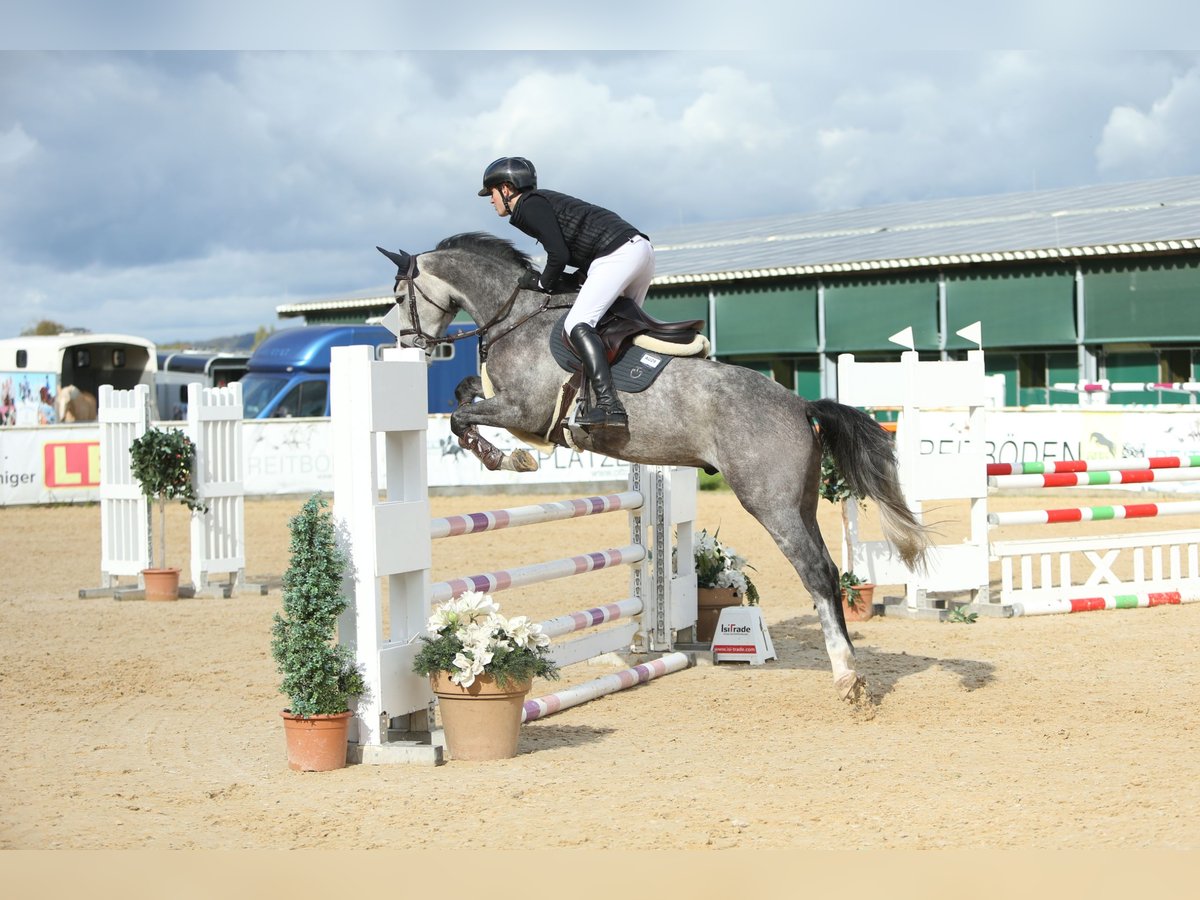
644, 290, 710, 336
945, 266, 1076, 348
795, 357, 821, 399
712, 284, 818, 353
985, 353, 1020, 406
1083, 260, 1200, 343
824, 277, 938, 351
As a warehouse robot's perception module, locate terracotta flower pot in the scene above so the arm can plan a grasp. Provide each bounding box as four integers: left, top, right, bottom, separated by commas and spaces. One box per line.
142, 567, 181, 601
280, 709, 353, 772
431, 671, 532, 761
841, 582, 876, 622
696, 586, 743, 642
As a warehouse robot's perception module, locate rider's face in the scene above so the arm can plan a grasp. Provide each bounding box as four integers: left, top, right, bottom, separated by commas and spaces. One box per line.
490, 186, 512, 217
487, 184, 520, 217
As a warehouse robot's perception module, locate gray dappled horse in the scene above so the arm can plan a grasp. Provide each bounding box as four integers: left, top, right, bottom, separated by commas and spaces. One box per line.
380, 232, 930, 701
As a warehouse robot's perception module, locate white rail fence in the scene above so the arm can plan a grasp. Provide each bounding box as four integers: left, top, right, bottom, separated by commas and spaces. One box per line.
84, 382, 255, 598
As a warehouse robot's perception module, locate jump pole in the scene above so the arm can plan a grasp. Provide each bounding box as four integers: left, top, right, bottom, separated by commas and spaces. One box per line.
988, 467, 1200, 489
522, 652, 693, 722
988, 500, 1200, 527
988, 455, 1200, 477
427, 473, 698, 721
1014, 591, 1192, 617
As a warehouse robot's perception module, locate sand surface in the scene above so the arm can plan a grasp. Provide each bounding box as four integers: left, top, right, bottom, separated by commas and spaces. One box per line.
2, 489, 1198, 849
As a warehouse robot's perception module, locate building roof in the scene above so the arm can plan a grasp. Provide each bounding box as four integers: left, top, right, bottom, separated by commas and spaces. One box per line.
650, 174, 1200, 285
278, 175, 1200, 315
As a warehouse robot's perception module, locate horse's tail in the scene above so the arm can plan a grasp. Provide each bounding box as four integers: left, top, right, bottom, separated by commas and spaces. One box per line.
808, 398, 930, 572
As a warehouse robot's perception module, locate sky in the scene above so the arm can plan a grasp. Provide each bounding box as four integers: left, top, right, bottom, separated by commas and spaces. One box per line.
4, 4, 1200, 344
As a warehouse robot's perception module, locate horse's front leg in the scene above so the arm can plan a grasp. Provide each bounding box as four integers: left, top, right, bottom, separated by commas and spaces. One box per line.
451, 390, 539, 473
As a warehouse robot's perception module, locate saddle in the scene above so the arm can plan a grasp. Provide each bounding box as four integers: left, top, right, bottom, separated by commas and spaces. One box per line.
549, 297, 709, 386
536, 297, 710, 450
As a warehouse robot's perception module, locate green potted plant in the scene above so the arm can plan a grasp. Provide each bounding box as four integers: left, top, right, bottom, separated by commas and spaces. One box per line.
689, 528, 760, 642
821, 449, 875, 621
839, 571, 875, 621
413, 592, 559, 761
271, 494, 365, 772
128, 425, 207, 600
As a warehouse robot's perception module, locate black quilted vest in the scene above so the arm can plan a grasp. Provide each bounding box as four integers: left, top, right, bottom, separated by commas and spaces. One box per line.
512, 189, 641, 269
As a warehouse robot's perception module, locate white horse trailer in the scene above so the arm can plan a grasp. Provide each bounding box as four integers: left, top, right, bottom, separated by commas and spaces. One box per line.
0, 333, 158, 425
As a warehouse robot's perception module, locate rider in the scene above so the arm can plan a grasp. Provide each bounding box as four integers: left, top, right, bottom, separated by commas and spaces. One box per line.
479, 156, 654, 430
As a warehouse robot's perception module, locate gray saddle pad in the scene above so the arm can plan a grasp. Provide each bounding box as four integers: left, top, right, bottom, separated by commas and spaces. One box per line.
548, 312, 671, 394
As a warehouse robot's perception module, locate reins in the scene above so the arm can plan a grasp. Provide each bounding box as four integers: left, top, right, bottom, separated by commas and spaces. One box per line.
391, 254, 570, 362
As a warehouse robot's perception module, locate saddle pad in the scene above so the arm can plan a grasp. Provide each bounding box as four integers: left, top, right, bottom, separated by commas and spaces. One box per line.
549, 313, 671, 394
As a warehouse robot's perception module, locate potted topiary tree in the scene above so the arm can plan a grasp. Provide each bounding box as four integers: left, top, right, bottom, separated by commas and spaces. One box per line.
128, 425, 207, 600
271, 494, 365, 772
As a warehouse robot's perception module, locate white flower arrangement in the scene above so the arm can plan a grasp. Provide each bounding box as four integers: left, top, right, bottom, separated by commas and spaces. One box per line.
691, 528, 760, 605
412, 591, 559, 688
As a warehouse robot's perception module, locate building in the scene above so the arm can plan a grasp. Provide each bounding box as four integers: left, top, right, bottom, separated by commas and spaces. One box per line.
277, 174, 1200, 406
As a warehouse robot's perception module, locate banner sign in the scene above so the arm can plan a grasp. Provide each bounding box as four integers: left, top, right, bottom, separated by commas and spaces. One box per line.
1, 416, 629, 506
919, 407, 1200, 492
4, 407, 1198, 507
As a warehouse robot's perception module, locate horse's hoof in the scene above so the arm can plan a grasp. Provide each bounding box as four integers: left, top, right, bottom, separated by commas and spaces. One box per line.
836, 671, 865, 703
510, 449, 539, 472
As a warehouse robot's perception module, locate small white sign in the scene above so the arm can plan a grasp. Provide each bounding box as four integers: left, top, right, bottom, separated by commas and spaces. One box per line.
711, 607, 777, 666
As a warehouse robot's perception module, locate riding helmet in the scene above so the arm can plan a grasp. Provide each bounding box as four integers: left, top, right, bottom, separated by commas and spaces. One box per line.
478, 157, 537, 196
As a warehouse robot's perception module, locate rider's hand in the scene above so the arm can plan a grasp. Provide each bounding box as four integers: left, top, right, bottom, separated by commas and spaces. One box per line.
550, 271, 581, 294
518, 270, 546, 292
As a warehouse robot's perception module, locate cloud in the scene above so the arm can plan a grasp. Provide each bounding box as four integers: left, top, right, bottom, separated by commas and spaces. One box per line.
1097, 64, 1200, 178
2, 50, 1200, 343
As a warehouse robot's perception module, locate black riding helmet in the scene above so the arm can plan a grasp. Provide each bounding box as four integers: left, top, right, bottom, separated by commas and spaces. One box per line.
478, 156, 537, 196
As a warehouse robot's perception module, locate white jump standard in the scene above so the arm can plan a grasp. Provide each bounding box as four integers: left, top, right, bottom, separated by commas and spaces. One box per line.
836, 330, 1200, 618
330, 345, 698, 766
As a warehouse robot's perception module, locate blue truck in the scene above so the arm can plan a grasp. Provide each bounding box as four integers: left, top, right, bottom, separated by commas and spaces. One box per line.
238, 323, 478, 418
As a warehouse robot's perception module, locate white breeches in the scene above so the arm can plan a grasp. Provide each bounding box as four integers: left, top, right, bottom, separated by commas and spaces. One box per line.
563, 235, 655, 333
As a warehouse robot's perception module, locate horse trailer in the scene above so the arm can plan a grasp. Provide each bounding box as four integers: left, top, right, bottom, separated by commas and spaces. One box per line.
155, 350, 251, 420
0, 333, 157, 425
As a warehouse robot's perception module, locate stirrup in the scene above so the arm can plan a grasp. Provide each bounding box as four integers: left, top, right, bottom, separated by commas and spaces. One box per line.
577, 402, 628, 429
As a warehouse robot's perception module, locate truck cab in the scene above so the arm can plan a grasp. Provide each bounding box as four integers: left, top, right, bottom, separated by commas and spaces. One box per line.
240, 324, 477, 419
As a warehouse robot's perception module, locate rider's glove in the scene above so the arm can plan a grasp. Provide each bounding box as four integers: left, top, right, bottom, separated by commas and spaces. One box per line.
518, 270, 546, 293
551, 270, 582, 294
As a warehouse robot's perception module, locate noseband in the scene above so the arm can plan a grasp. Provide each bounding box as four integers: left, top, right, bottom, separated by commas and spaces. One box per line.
390, 253, 568, 363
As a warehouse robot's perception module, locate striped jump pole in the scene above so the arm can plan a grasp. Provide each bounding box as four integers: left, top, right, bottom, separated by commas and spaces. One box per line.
987, 455, 1200, 477
537, 597, 645, 668
430, 546, 646, 604
1052, 381, 1200, 394
988, 500, 1200, 527
1013, 591, 1198, 617
522, 651, 694, 722
989, 467, 1200, 489
431, 491, 643, 538
539, 596, 644, 639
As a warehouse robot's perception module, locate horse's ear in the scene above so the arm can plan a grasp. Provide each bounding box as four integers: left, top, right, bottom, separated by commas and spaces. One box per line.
377, 246, 411, 271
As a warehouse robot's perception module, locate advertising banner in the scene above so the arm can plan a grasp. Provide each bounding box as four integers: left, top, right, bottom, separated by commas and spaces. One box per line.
4, 406, 1199, 507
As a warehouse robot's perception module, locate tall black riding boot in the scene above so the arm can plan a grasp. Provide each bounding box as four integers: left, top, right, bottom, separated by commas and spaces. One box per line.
569, 323, 628, 429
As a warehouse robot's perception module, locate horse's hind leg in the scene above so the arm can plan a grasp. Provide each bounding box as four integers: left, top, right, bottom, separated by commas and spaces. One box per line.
738, 494, 864, 702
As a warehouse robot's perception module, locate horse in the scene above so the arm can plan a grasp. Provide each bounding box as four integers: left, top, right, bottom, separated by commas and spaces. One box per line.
378, 232, 931, 701
55, 384, 98, 423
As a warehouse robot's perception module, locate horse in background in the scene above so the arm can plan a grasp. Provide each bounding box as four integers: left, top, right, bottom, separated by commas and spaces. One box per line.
55, 385, 98, 422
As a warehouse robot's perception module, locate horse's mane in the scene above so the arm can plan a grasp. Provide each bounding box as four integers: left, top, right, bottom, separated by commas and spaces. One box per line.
435, 232, 536, 272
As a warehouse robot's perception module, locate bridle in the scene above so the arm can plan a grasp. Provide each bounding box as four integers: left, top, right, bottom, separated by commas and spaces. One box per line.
390, 252, 570, 363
